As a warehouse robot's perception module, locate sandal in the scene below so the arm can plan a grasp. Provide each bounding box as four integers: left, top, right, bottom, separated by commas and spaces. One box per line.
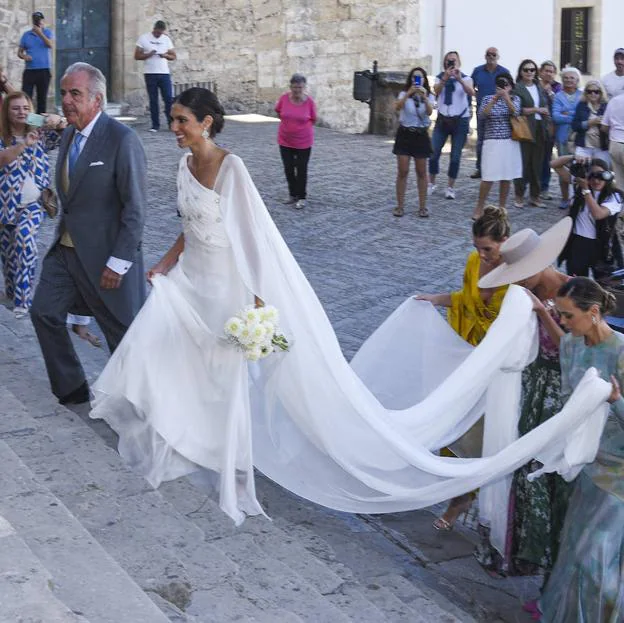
418, 208, 429, 218
432, 516, 453, 531
393, 206, 404, 217
432, 493, 474, 532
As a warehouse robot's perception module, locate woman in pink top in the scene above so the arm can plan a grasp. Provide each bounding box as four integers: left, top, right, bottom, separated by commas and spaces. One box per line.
275, 74, 317, 209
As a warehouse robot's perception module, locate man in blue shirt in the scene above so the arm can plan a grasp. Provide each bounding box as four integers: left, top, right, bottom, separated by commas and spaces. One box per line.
18, 11, 54, 113
470, 47, 508, 178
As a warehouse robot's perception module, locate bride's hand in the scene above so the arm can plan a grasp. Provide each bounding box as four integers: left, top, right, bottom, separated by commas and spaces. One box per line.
147, 264, 168, 283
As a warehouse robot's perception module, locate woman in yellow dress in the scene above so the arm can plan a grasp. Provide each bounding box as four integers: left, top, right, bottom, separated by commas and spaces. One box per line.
415, 204, 510, 528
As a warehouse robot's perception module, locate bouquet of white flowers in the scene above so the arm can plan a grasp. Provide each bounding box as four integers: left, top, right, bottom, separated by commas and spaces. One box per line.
224, 304, 289, 361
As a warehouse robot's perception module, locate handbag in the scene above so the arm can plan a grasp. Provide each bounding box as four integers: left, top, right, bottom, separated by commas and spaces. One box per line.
436, 106, 467, 134
510, 115, 534, 142
41, 188, 58, 218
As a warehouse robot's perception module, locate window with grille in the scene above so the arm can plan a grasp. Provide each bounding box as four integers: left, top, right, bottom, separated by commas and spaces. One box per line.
560, 8, 591, 74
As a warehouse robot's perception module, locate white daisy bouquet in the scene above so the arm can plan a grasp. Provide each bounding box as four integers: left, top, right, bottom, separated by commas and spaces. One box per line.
224, 304, 289, 361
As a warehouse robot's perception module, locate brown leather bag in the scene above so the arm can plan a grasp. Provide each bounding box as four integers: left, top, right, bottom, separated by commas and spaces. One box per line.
510, 115, 534, 142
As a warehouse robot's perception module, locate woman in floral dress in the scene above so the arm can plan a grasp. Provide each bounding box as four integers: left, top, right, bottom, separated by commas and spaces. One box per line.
475, 219, 573, 579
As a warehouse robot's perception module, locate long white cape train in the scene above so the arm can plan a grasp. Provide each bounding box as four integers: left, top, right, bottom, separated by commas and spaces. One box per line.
92, 155, 610, 557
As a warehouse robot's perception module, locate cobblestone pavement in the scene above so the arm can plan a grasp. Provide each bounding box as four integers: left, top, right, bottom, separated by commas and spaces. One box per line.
16, 115, 564, 621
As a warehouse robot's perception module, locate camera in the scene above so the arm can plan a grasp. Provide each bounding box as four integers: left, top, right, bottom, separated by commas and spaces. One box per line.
447, 60, 455, 69
569, 159, 591, 179
495, 76, 509, 89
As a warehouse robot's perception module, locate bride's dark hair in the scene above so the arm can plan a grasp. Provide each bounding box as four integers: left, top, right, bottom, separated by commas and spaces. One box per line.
174, 87, 225, 137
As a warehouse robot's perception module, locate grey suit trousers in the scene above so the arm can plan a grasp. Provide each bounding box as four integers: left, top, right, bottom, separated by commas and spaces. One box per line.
31, 245, 128, 399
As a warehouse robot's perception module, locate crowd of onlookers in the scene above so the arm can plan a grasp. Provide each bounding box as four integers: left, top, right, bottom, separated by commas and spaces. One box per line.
392, 46, 624, 225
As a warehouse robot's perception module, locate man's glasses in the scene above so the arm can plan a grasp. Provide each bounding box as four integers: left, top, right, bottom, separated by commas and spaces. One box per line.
586, 89, 601, 94
522, 67, 537, 73
486, 53, 498, 57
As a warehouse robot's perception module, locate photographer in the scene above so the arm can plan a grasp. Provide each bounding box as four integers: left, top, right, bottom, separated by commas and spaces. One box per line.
17, 11, 53, 114
428, 51, 474, 201
557, 158, 624, 277
473, 72, 521, 220
392, 67, 434, 217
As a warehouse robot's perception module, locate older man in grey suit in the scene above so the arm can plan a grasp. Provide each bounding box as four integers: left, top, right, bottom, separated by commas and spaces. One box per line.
31, 62, 147, 405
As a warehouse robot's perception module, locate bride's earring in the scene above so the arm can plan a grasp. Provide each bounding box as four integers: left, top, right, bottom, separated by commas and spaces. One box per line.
202, 126, 211, 140
592, 315, 598, 325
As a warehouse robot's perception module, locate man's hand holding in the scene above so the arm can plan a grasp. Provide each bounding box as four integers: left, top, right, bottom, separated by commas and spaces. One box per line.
100, 267, 123, 289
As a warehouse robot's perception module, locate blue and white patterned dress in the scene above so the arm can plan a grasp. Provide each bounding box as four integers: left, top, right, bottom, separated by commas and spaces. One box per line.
478, 94, 523, 182
0, 131, 60, 311
539, 330, 624, 622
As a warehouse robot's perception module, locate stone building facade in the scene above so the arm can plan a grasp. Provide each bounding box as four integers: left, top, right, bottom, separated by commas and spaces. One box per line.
0, 0, 426, 133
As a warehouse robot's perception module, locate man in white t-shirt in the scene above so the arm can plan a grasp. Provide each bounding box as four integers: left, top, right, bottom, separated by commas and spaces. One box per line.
601, 48, 624, 99
134, 20, 176, 132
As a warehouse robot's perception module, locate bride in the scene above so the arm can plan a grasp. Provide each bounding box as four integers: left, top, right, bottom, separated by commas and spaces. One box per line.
91, 88, 613, 533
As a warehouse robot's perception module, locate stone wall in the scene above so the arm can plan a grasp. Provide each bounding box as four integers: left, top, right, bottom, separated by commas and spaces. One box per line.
0, 2, 55, 90
123, 0, 427, 132
0, 0, 429, 133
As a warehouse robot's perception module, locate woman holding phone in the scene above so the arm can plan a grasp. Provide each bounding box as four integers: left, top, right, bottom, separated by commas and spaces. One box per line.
392, 67, 434, 217
0, 91, 65, 318
473, 72, 522, 220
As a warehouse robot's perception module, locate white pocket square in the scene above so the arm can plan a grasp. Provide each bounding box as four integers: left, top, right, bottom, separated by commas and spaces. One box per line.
89, 161, 105, 167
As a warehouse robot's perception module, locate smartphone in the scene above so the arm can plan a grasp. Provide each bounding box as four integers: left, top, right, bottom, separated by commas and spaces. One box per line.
26, 112, 45, 127
413, 75, 422, 87
447, 60, 455, 69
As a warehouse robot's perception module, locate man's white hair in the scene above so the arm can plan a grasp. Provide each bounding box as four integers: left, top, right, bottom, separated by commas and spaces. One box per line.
62, 62, 107, 110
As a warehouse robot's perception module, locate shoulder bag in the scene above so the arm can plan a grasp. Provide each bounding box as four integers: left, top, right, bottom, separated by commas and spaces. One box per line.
510, 115, 534, 142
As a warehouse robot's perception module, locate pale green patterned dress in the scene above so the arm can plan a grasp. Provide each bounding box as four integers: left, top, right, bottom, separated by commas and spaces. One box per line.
539, 331, 624, 622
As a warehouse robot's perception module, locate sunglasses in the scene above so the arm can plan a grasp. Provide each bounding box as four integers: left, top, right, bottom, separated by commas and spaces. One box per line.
486, 52, 498, 57
522, 67, 537, 72
588, 172, 606, 180
586, 89, 601, 94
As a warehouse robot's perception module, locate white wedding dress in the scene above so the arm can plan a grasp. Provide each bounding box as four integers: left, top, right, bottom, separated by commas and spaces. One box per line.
92, 153, 612, 551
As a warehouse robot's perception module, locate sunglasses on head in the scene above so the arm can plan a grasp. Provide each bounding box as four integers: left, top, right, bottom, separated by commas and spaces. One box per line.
586, 89, 601, 94
522, 67, 536, 72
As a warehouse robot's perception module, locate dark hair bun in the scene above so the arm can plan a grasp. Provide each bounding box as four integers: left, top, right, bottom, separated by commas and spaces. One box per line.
174, 87, 225, 137
602, 290, 617, 315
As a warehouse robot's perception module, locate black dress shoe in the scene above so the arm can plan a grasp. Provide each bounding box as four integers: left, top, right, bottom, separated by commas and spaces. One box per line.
59, 381, 91, 405
469, 169, 481, 179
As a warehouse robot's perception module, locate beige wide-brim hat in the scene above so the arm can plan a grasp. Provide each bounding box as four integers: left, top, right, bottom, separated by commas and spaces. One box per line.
478, 217, 572, 289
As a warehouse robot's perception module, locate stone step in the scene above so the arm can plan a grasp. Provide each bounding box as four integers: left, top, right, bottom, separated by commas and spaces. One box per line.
0, 381, 374, 621
0, 513, 89, 623
0, 309, 473, 621
0, 438, 169, 623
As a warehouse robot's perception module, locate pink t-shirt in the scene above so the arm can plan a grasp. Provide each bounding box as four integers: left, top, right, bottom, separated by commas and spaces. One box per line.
275, 93, 317, 149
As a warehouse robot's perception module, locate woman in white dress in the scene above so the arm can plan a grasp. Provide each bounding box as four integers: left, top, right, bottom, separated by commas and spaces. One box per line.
91, 88, 265, 524
91, 89, 616, 531
473, 72, 522, 220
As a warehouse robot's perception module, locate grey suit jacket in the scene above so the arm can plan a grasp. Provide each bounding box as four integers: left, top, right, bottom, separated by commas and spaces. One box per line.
54, 112, 148, 326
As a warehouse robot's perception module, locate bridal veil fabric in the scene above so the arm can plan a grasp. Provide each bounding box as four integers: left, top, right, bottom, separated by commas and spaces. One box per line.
91, 154, 611, 555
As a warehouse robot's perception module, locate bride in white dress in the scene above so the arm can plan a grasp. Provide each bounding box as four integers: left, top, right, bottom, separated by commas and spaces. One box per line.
91, 88, 613, 542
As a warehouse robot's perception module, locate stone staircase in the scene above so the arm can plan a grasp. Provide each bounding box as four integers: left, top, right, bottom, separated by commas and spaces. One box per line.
0, 305, 475, 622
